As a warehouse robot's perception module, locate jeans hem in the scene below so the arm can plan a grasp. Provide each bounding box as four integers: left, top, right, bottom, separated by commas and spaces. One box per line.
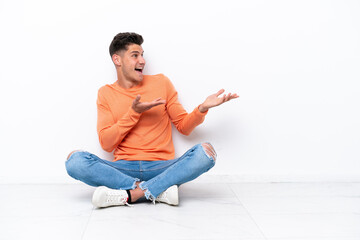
131, 178, 141, 190
139, 181, 156, 203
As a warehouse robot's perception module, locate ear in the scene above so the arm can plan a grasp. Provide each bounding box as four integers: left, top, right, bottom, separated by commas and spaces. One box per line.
112, 54, 122, 66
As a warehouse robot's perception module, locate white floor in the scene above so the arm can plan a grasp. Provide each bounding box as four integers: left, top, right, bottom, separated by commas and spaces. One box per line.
1, 182, 360, 240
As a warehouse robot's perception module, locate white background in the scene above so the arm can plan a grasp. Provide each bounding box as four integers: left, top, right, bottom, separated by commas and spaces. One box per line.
0, 0, 359, 183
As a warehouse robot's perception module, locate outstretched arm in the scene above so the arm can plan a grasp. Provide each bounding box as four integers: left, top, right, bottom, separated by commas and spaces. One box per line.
132, 95, 166, 113
198, 89, 239, 113
97, 93, 165, 152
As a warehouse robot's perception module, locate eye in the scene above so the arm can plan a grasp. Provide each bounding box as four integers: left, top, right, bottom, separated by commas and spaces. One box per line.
132, 54, 138, 58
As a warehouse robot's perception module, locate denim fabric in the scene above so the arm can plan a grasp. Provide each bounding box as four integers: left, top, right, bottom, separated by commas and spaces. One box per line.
65, 143, 216, 199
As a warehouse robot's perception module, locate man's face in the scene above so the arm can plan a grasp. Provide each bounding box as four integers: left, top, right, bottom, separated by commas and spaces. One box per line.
116, 44, 145, 84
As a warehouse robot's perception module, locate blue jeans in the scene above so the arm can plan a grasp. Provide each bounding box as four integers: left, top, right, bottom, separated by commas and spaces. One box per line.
65, 143, 216, 200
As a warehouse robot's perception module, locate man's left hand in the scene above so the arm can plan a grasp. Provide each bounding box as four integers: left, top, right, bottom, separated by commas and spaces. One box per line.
198, 89, 239, 113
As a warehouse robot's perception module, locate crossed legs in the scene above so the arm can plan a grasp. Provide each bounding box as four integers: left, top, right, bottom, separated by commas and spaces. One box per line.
66, 143, 216, 204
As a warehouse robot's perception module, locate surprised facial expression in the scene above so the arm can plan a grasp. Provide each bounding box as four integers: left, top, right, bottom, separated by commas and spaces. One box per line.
116, 44, 146, 84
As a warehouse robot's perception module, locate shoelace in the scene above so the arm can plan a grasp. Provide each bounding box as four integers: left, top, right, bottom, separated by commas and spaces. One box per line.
106, 190, 133, 207
155, 192, 167, 202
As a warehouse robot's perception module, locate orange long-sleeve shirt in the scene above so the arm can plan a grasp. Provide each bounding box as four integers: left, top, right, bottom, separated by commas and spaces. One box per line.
97, 74, 207, 161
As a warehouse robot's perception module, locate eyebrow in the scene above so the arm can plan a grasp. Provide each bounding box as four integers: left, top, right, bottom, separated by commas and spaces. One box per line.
130, 51, 144, 54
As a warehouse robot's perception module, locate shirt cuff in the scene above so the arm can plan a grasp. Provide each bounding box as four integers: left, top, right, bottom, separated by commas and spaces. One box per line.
128, 106, 142, 121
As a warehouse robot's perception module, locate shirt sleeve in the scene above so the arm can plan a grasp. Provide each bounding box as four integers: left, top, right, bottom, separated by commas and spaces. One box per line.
164, 75, 208, 136
97, 90, 142, 152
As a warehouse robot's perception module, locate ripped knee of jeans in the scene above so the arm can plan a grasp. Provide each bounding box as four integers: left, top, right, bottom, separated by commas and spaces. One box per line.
201, 142, 217, 162
67, 150, 81, 160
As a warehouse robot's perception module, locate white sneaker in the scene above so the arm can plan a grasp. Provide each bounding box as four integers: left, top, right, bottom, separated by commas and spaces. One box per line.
92, 186, 130, 208
155, 185, 179, 206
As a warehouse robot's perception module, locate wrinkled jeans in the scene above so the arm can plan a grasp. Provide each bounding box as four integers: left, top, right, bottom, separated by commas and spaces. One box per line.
65, 143, 216, 200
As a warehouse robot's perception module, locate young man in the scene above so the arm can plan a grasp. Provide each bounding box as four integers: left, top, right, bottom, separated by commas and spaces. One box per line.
66, 32, 238, 207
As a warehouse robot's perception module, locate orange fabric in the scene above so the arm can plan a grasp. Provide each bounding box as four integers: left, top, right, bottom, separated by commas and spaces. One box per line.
97, 74, 207, 161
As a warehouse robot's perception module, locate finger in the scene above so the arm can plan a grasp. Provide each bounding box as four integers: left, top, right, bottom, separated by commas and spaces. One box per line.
152, 100, 166, 106
225, 93, 239, 101
232, 94, 239, 98
153, 101, 166, 107
226, 93, 232, 101
222, 93, 229, 102
134, 95, 141, 104
216, 89, 225, 97
144, 102, 164, 110
152, 98, 166, 104
227, 94, 239, 101
147, 99, 166, 108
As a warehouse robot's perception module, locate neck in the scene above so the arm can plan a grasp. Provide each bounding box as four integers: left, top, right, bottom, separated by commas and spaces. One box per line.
116, 79, 138, 89
116, 72, 139, 89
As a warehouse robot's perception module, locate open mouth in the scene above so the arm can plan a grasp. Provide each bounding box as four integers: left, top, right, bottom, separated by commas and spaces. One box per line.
135, 68, 143, 73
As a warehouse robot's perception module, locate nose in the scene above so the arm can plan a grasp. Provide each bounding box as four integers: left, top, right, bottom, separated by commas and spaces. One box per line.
139, 56, 145, 65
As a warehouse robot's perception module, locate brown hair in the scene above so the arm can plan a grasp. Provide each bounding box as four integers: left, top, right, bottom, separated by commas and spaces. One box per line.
109, 32, 144, 57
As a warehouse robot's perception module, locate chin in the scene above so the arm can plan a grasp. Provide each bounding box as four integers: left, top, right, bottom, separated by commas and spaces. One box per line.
132, 77, 143, 83
137, 75, 144, 82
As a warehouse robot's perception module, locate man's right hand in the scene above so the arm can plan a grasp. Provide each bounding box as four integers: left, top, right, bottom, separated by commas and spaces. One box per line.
132, 95, 166, 113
